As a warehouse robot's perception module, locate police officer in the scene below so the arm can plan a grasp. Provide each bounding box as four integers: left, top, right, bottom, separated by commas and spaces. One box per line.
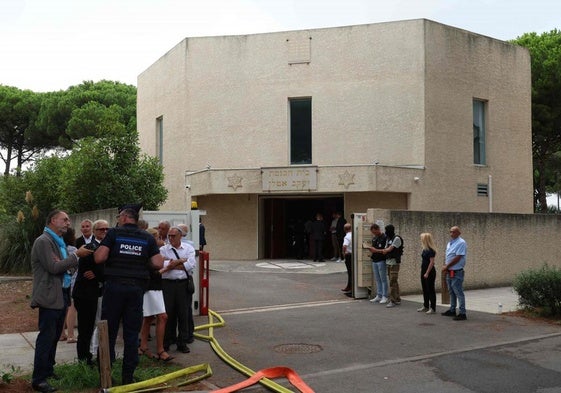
95, 207, 163, 385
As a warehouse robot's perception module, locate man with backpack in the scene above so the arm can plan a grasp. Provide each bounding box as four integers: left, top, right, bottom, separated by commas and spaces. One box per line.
380, 224, 403, 308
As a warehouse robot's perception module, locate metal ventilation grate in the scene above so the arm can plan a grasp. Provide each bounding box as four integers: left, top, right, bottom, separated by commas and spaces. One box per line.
477, 183, 488, 196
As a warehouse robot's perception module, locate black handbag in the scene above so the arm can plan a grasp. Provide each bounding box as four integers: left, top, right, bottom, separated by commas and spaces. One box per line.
187, 275, 195, 295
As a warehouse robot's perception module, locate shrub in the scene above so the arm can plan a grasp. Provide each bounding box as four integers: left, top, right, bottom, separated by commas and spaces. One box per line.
1, 365, 20, 384
513, 264, 561, 317
0, 191, 44, 274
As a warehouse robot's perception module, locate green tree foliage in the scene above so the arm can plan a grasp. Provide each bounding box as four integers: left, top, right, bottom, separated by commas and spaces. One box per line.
58, 132, 167, 213
0, 85, 44, 176
35, 80, 137, 148
512, 30, 561, 212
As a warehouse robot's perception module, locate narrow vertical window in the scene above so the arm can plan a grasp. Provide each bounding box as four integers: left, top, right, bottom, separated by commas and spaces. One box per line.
156, 116, 163, 164
290, 98, 312, 165
473, 99, 486, 165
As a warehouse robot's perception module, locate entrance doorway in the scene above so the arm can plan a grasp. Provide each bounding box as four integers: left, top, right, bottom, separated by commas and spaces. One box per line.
262, 196, 344, 259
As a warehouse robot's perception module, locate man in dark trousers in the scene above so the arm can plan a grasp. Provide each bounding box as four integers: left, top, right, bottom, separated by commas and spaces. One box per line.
310, 213, 326, 262
30, 210, 92, 392
95, 207, 163, 385
160, 226, 197, 353
72, 219, 108, 365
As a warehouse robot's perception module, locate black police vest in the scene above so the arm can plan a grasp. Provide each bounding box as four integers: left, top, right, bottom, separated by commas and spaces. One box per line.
371, 234, 387, 262
386, 235, 404, 263
104, 226, 153, 282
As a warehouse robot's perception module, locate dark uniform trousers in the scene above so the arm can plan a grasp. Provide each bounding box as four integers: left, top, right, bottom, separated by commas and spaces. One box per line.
162, 279, 192, 348
101, 280, 144, 384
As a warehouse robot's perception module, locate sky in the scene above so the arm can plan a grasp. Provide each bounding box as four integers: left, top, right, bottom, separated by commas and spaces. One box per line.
1, 0, 560, 93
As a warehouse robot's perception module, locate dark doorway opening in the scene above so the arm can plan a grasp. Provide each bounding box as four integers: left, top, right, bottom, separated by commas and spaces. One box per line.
263, 196, 344, 259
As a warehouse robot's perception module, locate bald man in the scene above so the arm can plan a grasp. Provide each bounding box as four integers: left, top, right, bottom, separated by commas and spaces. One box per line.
441, 226, 467, 321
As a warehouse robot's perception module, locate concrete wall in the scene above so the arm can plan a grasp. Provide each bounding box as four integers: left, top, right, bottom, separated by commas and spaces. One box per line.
357, 209, 561, 295
196, 194, 259, 260
71, 208, 118, 236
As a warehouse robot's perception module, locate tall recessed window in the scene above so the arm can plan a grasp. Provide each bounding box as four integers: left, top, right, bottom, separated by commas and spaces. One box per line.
473, 99, 486, 165
156, 116, 163, 164
290, 98, 312, 165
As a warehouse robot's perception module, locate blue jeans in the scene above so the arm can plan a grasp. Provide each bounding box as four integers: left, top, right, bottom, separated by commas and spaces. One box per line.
101, 281, 144, 384
32, 290, 69, 385
372, 260, 388, 297
446, 270, 466, 315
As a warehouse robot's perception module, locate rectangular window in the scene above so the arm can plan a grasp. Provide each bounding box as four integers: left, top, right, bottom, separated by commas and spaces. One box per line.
473, 99, 486, 165
290, 98, 312, 165
156, 116, 163, 164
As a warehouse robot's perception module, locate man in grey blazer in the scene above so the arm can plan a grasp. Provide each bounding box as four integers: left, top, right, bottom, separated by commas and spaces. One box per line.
30, 210, 92, 393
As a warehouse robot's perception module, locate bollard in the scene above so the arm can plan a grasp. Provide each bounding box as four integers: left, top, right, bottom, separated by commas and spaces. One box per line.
440, 270, 450, 305
199, 251, 210, 316
97, 320, 112, 389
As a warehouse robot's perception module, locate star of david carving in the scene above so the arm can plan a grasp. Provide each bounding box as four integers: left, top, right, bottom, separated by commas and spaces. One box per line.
227, 173, 243, 191
338, 170, 355, 189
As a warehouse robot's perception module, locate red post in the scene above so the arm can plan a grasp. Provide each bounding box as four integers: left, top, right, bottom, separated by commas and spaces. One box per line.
199, 251, 210, 316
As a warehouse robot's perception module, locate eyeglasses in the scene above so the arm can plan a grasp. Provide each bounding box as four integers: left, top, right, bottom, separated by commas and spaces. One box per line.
96, 228, 109, 231
168, 234, 179, 238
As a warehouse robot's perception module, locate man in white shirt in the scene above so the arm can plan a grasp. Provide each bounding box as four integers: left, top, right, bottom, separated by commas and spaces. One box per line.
160, 226, 197, 353
341, 223, 353, 293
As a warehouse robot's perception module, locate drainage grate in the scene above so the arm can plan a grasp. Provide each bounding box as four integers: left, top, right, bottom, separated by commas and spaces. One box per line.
273, 343, 323, 354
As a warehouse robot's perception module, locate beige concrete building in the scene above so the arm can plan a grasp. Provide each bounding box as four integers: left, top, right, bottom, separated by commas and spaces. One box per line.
137, 19, 533, 260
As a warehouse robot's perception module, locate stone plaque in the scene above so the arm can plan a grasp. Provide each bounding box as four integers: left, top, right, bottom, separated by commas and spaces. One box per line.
262, 167, 317, 191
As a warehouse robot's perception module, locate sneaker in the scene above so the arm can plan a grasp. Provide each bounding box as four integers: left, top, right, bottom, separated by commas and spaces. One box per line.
453, 314, 467, 321
386, 301, 396, 308
330, 257, 338, 261
336, 259, 343, 263
370, 295, 382, 303
379, 296, 389, 304
426, 309, 435, 314
394, 301, 401, 305
417, 307, 429, 312
441, 310, 456, 317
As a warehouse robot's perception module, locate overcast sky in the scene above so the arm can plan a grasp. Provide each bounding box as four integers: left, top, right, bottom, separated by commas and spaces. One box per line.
1, 0, 560, 92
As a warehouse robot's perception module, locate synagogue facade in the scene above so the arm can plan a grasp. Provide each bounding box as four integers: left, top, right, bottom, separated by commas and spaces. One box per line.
137, 19, 532, 259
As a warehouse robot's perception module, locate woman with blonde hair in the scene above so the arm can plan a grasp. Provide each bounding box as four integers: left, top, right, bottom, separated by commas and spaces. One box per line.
418, 233, 437, 314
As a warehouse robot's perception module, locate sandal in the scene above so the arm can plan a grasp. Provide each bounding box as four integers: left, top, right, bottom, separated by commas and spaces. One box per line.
59, 335, 67, 341
67, 337, 77, 343
138, 347, 154, 358
156, 351, 174, 362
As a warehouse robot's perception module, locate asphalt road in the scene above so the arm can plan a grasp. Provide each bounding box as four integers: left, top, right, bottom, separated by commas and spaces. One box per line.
192, 267, 561, 392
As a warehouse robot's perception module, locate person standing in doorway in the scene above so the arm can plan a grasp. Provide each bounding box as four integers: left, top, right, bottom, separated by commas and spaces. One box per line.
441, 226, 467, 320
310, 213, 326, 262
